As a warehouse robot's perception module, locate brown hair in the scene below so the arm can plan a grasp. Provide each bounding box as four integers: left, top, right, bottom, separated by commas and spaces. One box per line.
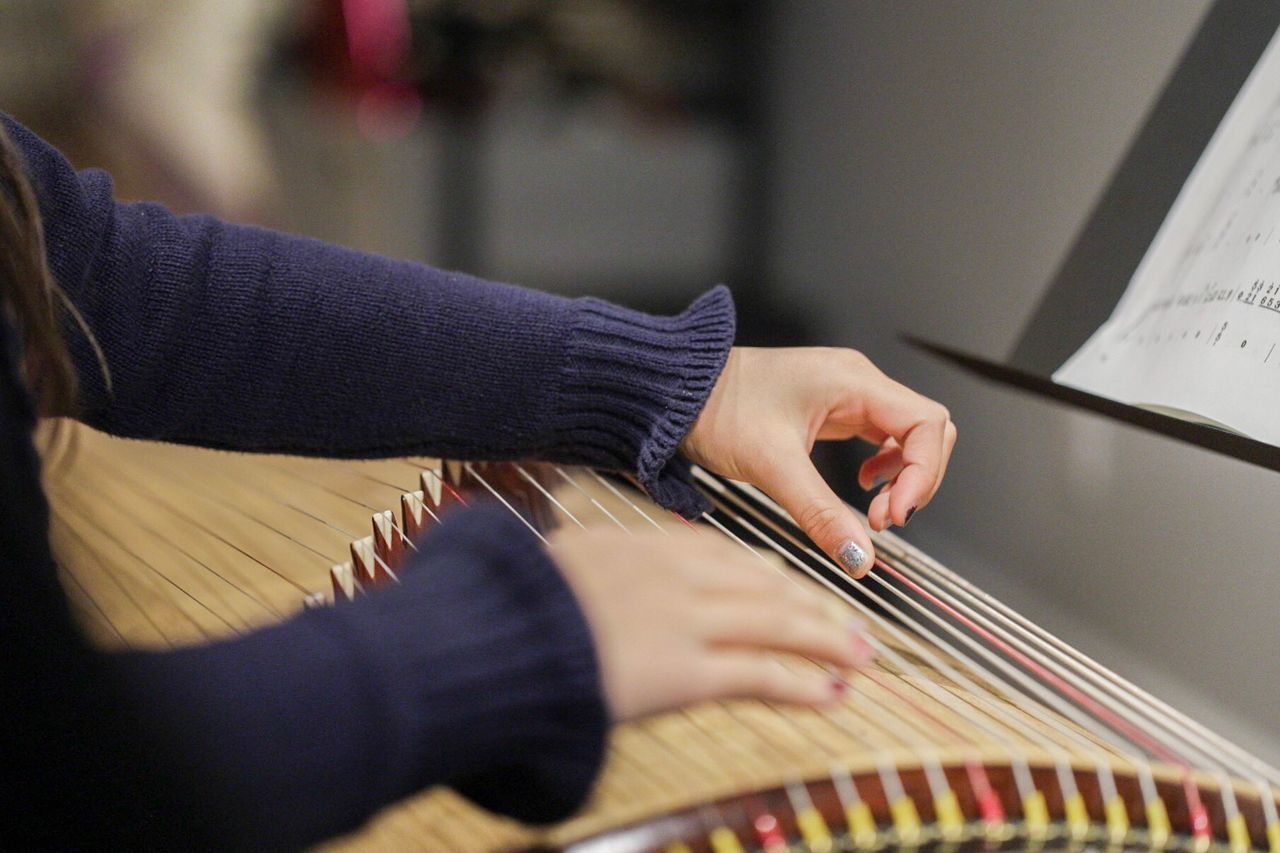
0, 122, 77, 415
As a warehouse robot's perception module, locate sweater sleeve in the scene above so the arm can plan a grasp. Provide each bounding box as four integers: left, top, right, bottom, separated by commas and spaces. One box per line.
2, 352, 608, 849
105, 506, 609, 849
2, 114, 734, 516
2, 299, 607, 847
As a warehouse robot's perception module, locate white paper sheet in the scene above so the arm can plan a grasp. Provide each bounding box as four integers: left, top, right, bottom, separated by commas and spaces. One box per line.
1055, 25, 1280, 445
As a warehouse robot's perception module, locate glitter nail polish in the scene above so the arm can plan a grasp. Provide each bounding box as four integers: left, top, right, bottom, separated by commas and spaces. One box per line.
837, 540, 868, 574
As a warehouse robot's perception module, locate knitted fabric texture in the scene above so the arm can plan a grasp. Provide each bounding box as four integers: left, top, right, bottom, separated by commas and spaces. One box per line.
0, 113, 738, 848
3, 114, 734, 516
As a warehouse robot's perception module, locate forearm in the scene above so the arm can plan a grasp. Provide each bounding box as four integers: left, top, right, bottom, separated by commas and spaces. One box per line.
4, 113, 735, 513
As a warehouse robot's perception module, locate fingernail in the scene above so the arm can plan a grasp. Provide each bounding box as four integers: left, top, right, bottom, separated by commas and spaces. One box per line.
851, 635, 876, 668
848, 616, 876, 667
869, 474, 890, 490
904, 506, 917, 526
836, 540, 868, 575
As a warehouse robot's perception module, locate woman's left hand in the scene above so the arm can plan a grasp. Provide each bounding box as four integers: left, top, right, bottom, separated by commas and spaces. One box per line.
680, 346, 956, 577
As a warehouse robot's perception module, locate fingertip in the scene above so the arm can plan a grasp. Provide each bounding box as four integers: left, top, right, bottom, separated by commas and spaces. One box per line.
889, 485, 924, 526
849, 623, 877, 668
808, 672, 846, 707
858, 462, 890, 492
867, 492, 890, 532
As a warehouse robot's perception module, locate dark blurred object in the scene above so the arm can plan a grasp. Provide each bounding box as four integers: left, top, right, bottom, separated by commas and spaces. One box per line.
290, 0, 755, 123
291, 0, 422, 137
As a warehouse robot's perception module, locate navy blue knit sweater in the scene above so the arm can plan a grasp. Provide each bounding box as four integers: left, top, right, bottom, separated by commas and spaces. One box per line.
0, 115, 735, 849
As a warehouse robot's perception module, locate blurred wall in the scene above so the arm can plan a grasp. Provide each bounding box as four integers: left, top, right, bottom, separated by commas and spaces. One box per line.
767, 1, 1279, 762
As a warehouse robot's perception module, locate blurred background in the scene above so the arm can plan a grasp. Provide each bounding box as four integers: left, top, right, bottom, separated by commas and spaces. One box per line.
4, 0, 1275, 761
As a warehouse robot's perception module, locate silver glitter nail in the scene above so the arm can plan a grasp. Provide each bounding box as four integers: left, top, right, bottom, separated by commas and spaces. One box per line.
837, 540, 867, 573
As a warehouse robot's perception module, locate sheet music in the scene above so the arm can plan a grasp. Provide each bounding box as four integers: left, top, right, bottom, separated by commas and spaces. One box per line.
1055, 25, 1280, 445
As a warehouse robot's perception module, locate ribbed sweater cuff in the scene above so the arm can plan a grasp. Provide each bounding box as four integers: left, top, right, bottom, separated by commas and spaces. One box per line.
347, 505, 608, 824
549, 285, 736, 517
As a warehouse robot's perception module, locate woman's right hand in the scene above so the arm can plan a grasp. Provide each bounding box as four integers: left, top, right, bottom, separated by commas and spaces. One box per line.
548, 526, 875, 722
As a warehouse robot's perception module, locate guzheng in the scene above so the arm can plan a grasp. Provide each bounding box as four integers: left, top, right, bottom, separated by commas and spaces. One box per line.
43, 422, 1280, 852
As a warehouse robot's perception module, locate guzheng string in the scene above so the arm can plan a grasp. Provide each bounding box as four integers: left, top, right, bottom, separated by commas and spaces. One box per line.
697, 474, 1199, 829
892, 523, 1280, 796
570, 465, 1249, 848
529, 466, 1018, 845
43, 433, 1280, 849
871, 535, 1268, 835
97, 452, 318, 596
582, 470, 1101, 841
729, 472, 1280, 802
263, 460, 422, 554
551, 465, 631, 531
514, 468, 925, 849
692, 478, 1114, 788
512, 466, 977, 843
699, 471, 1280, 847
464, 463, 548, 544
514, 464, 587, 530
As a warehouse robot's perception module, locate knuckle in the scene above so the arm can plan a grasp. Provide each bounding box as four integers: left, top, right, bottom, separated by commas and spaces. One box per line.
841, 348, 871, 367
724, 660, 773, 698
778, 610, 808, 643
795, 502, 847, 542
716, 662, 754, 697
757, 665, 789, 699
826, 347, 873, 374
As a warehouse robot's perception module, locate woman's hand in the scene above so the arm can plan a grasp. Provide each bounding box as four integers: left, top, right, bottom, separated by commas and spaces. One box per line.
680, 347, 956, 577
549, 526, 874, 722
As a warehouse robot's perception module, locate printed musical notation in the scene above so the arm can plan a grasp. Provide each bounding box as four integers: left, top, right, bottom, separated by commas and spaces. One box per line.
1056, 25, 1280, 446
1108, 280, 1280, 358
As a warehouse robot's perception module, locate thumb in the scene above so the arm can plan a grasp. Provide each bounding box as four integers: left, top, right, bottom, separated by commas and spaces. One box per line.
761, 455, 875, 578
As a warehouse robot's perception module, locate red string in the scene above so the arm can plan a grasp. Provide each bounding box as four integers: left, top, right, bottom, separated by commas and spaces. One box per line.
873, 557, 1211, 840
864, 671, 1003, 824
442, 481, 468, 506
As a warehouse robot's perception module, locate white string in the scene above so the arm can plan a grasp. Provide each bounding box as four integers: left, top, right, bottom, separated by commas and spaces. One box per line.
692, 476, 1120, 762
561, 470, 1052, 805
710, 473, 1276, 833
464, 463, 549, 545
561, 470, 948, 837
587, 471, 665, 531
553, 466, 630, 532
884, 530, 1280, 788
514, 464, 587, 530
